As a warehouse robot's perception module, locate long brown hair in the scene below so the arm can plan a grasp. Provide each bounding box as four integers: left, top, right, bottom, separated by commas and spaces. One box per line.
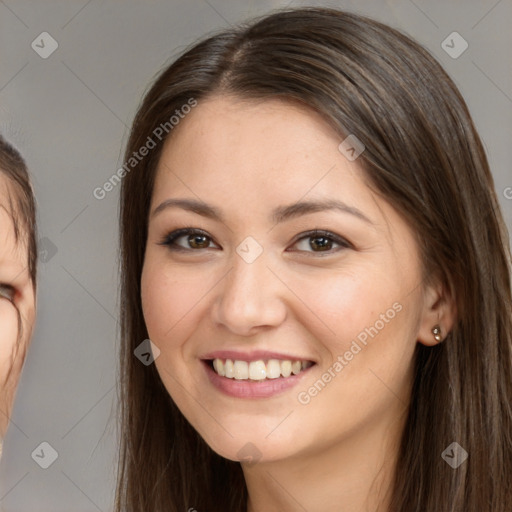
117, 7, 512, 511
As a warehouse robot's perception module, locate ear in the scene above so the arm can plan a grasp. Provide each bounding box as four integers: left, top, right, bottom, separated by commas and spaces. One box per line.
417, 278, 457, 346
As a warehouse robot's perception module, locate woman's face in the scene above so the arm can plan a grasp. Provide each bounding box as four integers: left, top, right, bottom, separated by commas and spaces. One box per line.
0, 176, 35, 440
141, 96, 441, 464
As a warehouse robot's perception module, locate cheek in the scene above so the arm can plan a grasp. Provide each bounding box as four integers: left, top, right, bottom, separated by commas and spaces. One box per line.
290, 263, 421, 405
140, 257, 215, 431
0, 301, 19, 382
140, 258, 207, 347
287, 263, 405, 349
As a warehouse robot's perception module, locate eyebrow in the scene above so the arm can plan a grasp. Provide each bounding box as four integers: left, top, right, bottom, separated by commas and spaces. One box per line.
151, 198, 373, 225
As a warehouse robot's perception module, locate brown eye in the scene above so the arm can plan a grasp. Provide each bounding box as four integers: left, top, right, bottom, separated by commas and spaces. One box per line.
309, 235, 334, 251
160, 228, 218, 251
187, 233, 211, 249
0, 283, 15, 302
289, 230, 352, 254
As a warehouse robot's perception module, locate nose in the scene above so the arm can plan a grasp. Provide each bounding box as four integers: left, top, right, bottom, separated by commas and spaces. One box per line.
212, 250, 287, 336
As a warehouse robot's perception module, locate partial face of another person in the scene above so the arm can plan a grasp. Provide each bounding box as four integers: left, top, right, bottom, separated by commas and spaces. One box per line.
0, 175, 35, 442
141, 96, 448, 464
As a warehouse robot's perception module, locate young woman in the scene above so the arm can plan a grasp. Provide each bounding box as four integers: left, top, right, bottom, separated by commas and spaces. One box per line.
0, 134, 37, 458
116, 7, 512, 511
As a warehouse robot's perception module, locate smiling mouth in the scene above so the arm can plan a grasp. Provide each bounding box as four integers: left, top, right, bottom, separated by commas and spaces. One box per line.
206, 358, 315, 381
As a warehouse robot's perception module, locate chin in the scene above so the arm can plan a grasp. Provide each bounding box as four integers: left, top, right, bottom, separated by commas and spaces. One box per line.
196, 425, 297, 465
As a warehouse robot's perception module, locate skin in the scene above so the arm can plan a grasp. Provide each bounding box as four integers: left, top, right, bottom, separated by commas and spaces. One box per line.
0, 175, 35, 451
141, 96, 455, 511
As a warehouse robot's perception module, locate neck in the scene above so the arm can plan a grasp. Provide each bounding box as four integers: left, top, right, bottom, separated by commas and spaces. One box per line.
243, 408, 407, 512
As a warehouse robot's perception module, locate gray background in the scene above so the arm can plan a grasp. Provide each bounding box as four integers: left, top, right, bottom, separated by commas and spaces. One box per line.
0, 0, 510, 510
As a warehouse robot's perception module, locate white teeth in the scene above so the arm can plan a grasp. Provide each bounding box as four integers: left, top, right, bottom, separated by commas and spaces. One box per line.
249, 360, 267, 380
211, 358, 313, 380
224, 359, 234, 378
213, 359, 225, 377
233, 360, 249, 380
291, 361, 302, 375
266, 359, 281, 379
280, 360, 292, 378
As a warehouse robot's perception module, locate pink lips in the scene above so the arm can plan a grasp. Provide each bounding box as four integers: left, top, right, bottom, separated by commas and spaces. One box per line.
201, 355, 315, 399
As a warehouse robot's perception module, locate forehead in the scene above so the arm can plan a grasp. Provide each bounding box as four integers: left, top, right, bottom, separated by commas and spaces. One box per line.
160, 95, 339, 168
153, 96, 372, 210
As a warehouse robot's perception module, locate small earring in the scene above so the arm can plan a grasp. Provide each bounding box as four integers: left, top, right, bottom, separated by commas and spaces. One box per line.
432, 325, 442, 342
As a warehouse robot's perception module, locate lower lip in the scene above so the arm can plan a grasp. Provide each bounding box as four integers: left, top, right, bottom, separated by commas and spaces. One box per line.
202, 360, 314, 399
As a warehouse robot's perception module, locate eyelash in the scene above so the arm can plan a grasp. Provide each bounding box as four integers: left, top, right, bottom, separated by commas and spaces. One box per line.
0, 283, 15, 302
158, 227, 353, 255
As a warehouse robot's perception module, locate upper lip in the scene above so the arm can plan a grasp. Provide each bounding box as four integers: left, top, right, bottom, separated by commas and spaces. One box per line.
200, 350, 316, 363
